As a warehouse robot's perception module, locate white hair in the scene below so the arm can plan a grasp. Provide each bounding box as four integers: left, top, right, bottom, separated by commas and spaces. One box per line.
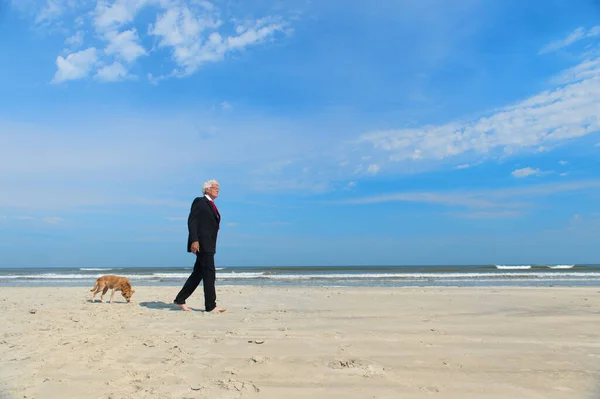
202, 179, 219, 194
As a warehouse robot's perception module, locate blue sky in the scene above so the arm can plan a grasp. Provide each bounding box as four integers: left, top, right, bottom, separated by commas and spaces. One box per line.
1, 0, 600, 268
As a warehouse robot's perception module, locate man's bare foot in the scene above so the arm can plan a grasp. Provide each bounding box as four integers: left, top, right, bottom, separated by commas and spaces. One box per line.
208, 307, 226, 313
174, 303, 191, 311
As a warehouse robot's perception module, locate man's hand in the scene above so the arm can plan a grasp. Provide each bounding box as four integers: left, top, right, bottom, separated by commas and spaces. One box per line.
190, 241, 200, 254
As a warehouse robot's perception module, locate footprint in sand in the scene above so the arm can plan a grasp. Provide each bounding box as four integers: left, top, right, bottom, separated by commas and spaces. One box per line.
327, 359, 386, 378
419, 385, 441, 393
214, 378, 260, 393
250, 356, 269, 364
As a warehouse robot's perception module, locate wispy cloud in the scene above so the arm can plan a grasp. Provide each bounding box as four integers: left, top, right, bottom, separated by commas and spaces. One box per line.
338, 179, 600, 211
103, 28, 147, 63
52, 47, 98, 83
353, 47, 600, 175
94, 62, 131, 82
148, 7, 288, 79
446, 210, 524, 219
5, 11, 600, 199
559, 160, 568, 165
227, 222, 238, 227
512, 167, 540, 178
64, 30, 85, 50
42, 216, 63, 224
538, 26, 600, 55
340, 191, 510, 208
14, 1, 292, 84
13, 216, 35, 220
455, 164, 471, 170
34, 0, 77, 26
366, 164, 380, 174
0, 181, 191, 211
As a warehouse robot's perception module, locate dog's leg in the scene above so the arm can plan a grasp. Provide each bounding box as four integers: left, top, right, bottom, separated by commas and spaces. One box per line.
101, 285, 109, 303
110, 289, 116, 304
90, 281, 99, 301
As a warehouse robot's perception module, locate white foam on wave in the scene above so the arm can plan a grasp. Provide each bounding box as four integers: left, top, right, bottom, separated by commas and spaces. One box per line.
79, 268, 117, 271
495, 265, 531, 270
4, 271, 600, 281
222, 272, 600, 280
547, 264, 574, 269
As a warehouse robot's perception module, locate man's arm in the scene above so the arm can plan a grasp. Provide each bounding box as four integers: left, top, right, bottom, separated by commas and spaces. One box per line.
188, 198, 203, 250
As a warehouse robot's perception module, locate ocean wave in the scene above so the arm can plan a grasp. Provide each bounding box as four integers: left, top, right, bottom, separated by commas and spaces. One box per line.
495, 265, 531, 270
547, 265, 574, 269
79, 268, 119, 271
0, 272, 263, 280
4, 271, 600, 281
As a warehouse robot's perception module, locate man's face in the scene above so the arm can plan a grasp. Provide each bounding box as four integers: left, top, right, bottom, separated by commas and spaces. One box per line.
207, 184, 219, 199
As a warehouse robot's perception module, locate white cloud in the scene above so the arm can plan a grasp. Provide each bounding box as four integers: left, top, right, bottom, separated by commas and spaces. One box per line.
35, 0, 64, 25
51, 47, 98, 83
220, 101, 232, 110
227, 222, 238, 227
596, 142, 600, 147
539, 26, 600, 54
447, 210, 523, 219
455, 164, 471, 169
14, 216, 35, 220
347, 181, 356, 188
43, 216, 63, 224
571, 213, 582, 222
512, 167, 540, 178
95, 62, 130, 82
560, 172, 568, 177
559, 160, 568, 165
343, 191, 502, 209
340, 179, 600, 210
103, 28, 147, 62
551, 57, 600, 85
94, 0, 150, 30
149, 6, 287, 77
366, 164, 380, 174
356, 53, 600, 172
35, 1, 290, 84
14, 0, 83, 30
65, 30, 85, 49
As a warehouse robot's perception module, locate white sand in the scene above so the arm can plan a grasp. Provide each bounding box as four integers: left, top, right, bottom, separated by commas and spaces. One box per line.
1, 286, 599, 398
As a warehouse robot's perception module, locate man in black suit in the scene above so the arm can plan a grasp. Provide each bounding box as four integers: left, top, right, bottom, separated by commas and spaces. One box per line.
174, 179, 226, 313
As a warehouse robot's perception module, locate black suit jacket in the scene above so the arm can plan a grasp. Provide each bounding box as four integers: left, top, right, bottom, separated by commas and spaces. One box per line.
187, 196, 220, 253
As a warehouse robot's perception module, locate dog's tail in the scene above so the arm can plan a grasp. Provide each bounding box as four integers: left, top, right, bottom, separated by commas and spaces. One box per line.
90, 280, 99, 292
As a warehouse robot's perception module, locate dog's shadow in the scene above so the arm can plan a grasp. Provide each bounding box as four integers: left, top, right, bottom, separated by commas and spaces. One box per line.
87, 300, 130, 305
138, 301, 205, 312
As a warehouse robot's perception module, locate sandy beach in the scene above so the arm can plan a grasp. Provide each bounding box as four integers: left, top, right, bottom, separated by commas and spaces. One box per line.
1, 286, 599, 399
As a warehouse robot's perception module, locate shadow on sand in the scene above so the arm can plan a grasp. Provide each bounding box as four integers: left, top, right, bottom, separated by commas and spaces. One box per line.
138, 301, 205, 312
87, 299, 131, 305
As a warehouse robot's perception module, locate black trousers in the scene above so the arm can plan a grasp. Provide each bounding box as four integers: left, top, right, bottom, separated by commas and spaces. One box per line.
174, 252, 217, 311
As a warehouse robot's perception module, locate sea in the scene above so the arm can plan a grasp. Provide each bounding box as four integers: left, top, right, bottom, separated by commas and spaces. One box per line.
1, 264, 600, 288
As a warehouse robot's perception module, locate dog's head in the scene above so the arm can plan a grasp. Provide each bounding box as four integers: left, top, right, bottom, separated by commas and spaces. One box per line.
121, 285, 135, 302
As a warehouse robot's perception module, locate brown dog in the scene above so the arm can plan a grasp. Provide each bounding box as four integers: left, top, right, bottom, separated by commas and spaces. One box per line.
90, 275, 135, 303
